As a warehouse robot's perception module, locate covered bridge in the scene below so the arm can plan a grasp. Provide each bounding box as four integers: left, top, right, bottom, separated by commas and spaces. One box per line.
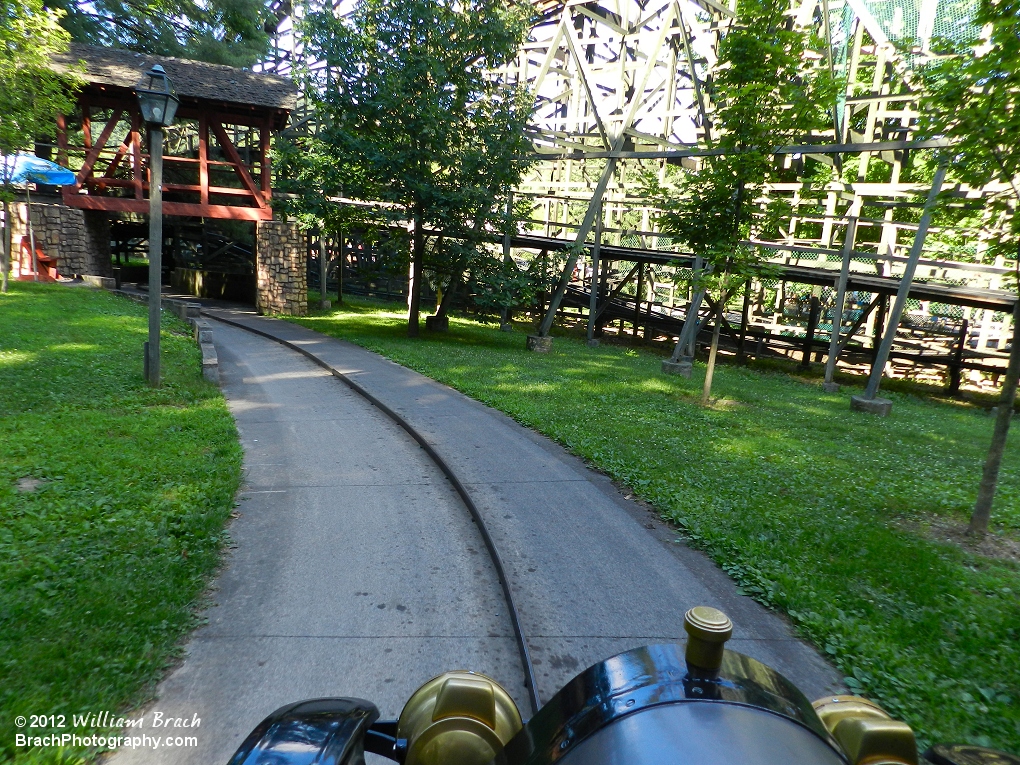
11, 44, 306, 314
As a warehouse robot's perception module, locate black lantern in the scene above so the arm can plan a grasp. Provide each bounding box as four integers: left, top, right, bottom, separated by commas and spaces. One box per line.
135, 65, 180, 127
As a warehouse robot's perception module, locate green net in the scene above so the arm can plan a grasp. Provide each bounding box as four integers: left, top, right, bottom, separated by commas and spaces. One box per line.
828, 0, 978, 77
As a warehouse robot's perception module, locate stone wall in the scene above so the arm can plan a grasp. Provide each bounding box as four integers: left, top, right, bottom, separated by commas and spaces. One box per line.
9, 196, 112, 278
256, 219, 307, 316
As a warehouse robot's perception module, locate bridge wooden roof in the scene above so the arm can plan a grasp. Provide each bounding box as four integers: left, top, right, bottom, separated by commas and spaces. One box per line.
52, 43, 298, 126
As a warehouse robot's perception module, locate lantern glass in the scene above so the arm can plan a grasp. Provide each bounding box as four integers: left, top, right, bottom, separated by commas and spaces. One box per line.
135, 65, 180, 127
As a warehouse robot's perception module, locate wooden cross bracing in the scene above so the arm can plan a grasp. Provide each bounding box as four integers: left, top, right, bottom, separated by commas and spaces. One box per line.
262, 0, 1016, 370
495, 0, 1016, 351
56, 93, 275, 221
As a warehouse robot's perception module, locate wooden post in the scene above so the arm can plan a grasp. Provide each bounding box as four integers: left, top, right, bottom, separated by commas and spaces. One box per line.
587, 203, 603, 343
337, 226, 344, 305
318, 233, 329, 309
802, 296, 820, 368
737, 279, 751, 364
824, 208, 860, 387
872, 295, 888, 365
198, 113, 209, 205
634, 261, 645, 341
671, 255, 705, 362
863, 160, 948, 399
539, 249, 548, 319
949, 318, 969, 395
596, 255, 609, 337
501, 193, 513, 329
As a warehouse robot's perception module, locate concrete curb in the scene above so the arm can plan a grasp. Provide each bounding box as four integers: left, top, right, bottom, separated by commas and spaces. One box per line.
109, 289, 218, 383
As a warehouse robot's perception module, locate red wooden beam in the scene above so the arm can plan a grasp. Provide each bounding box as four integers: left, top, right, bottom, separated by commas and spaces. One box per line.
73, 109, 124, 189
199, 113, 209, 205
76, 90, 280, 128
99, 119, 138, 189
56, 92, 283, 220
211, 120, 268, 210
132, 114, 143, 200
164, 183, 257, 197
158, 156, 243, 168
56, 113, 68, 167
82, 104, 93, 153
62, 193, 272, 221
83, 179, 256, 198
260, 116, 271, 197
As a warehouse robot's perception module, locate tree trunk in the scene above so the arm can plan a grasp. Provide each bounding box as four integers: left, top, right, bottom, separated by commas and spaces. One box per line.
701, 300, 723, 406
1, 199, 11, 294
436, 269, 462, 319
670, 256, 705, 362
737, 279, 751, 365
435, 211, 491, 321
430, 235, 446, 312
337, 226, 345, 305
408, 202, 424, 337
969, 299, 1020, 535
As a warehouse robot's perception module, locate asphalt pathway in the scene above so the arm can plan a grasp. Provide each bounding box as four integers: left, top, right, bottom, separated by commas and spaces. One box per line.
107, 309, 841, 765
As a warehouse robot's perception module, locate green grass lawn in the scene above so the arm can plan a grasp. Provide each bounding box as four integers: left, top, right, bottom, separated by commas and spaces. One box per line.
0, 283, 242, 764
291, 295, 1020, 755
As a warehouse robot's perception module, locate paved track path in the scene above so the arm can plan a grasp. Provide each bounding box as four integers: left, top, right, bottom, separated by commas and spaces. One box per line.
107, 309, 840, 764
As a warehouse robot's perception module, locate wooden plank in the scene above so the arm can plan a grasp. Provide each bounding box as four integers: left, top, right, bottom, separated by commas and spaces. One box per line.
132, 114, 143, 200
62, 194, 273, 220
211, 120, 268, 209
199, 113, 209, 205
74, 109, 124, 188
534, 138, 952, 161
261, 117, 272, 197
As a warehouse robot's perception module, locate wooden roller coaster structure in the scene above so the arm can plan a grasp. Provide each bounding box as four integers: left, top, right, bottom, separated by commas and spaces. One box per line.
262, 0, 1017, 392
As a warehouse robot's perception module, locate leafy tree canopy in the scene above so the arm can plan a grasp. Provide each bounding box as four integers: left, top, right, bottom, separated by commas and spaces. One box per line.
917, 0, 1020, 193
50, 0, 274, 67
643, 0, 836, 401
648, 0, 837, 288
917, 0, 1020, 264
286, 0, 534, 334
0, 0, 81, 292
0, 0, 79, 166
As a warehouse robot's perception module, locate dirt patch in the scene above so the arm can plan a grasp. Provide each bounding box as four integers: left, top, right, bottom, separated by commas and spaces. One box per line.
894, 515, 1020, 564
16, 477, 45, 493
709, 398, 747, 410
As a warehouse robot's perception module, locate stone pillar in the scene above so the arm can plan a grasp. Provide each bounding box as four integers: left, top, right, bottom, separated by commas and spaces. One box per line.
82, 210, 112, 277
9, 197, 111, 278
256, 219, 307, 316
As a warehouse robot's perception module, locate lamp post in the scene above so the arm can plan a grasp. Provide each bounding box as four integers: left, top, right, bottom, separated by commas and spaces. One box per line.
135, 64, 180, 386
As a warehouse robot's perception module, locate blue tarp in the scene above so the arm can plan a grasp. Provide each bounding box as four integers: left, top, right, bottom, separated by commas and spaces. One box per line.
1, 154, 76, 186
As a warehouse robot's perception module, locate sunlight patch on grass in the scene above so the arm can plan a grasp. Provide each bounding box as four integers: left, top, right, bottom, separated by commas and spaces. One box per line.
48, 342, 101, 352
0, 350, 36, 367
